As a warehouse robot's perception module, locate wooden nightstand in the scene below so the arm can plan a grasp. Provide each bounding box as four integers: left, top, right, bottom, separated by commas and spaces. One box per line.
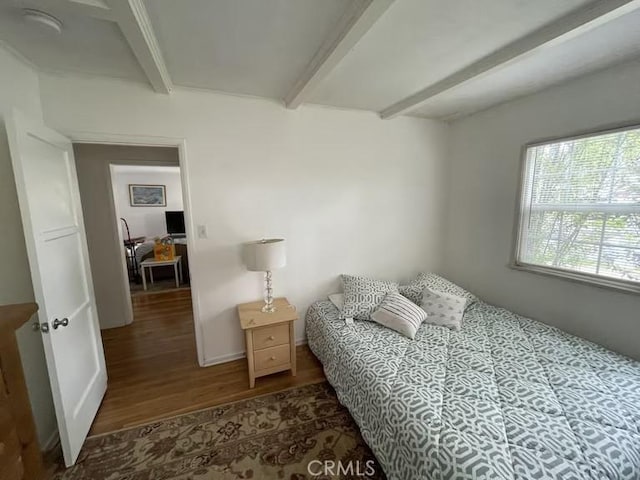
238, 297, 298, 388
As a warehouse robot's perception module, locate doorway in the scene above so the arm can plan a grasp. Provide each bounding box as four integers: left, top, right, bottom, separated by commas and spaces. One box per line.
72, 142, 202, 434
8, 111, 209, 465
111, 164, 190, 297
73, 143, 192, 330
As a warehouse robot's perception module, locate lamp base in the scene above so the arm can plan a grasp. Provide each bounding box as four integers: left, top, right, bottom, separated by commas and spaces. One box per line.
261, 303, 276, 313
262, 270, 276, 313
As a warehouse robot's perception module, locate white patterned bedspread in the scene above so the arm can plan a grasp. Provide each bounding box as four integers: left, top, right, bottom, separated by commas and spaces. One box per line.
306, 300, 640, 480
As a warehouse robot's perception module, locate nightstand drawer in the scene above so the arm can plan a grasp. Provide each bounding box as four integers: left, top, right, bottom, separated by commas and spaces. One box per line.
254, 344, 290, 372
253, 324, 289, 350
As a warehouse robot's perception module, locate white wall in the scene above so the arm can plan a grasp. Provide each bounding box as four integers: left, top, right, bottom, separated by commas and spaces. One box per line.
39, 73, 450, 365
445, 58, 640, 360
0, 46, 57, 448
113, 166, 183, 238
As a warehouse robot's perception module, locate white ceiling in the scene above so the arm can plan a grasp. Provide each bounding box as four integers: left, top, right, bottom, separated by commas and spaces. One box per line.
143, 0, 353, 99
1, 0, 639, 120
411, 6, 640, 120
0, 0, 146, 81
308, 0, 593, 112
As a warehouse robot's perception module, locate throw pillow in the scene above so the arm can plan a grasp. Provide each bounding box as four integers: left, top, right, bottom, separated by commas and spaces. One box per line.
340, 274, 399, 321
328, 293, 344, 311
371, 291, 427, 339
421, 288, 467, 331
398, 282, 424, 305
400, 273, 478, 306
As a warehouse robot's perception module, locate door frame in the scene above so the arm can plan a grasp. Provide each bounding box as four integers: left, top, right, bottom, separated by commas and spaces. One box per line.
68, 132, 204, 366
108, 162, 134, 328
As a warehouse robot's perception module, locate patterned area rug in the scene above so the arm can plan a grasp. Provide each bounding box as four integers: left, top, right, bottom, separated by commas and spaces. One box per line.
53, 382, 385, 479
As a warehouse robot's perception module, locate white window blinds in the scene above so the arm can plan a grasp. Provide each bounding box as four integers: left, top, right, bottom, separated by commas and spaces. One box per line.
517, 126, 640, 288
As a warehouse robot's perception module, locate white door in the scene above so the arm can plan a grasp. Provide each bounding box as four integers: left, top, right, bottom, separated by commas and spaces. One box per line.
6, 109, 107, 467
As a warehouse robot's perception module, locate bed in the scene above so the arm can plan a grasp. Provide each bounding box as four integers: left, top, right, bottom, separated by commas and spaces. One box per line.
306, 298, 640, 480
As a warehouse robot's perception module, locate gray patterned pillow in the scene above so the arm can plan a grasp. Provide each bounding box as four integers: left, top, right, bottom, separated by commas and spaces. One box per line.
340, 274, 398, 321
371, 292, 427, 339
400, 272, 478, 306
421, 288, 467, 330
398, 283, 423, 305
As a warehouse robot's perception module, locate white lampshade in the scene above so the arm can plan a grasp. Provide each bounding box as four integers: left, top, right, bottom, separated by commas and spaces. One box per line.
245, 238, 286, 272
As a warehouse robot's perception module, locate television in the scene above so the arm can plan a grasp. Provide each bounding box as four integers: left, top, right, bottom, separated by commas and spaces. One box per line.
165, 211, 185, 236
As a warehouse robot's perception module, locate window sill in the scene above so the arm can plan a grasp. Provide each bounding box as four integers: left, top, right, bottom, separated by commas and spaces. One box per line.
509, 262, 640, 295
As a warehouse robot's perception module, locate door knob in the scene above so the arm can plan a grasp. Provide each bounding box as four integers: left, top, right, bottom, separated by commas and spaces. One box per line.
52, 318, 69, 329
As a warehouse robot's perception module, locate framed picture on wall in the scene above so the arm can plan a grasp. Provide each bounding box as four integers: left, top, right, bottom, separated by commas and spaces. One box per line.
129, 184, 167, 207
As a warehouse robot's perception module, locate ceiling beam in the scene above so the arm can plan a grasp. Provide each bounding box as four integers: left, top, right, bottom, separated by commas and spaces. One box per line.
284, 0, 394, 109
380, 0, 640, 119
106, 0, 172, 94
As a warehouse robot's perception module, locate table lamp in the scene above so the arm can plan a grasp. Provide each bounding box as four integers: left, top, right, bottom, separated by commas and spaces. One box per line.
245, 238, 286, 313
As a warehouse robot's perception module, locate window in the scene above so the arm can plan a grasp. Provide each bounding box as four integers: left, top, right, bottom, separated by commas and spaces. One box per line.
515, 125, 640, 292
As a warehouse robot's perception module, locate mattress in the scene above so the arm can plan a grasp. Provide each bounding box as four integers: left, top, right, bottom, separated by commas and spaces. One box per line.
306, 299, 640, 480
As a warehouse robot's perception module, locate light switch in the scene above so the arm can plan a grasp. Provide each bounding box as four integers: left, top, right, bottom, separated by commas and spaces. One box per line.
197, 224, 208, 239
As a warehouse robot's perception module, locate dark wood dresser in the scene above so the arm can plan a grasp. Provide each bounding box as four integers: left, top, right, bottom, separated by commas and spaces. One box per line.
0, 303, 44, 480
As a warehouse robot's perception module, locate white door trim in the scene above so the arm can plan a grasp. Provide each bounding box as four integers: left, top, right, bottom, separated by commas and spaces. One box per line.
108, 162, 135, 328
66, 132, 205, 367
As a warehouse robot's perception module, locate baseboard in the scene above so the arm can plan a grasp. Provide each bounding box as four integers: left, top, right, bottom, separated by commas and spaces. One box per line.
41, 428, 61, 471
42, 428, 60, 452
201, 338, 308, 367
201, 351, 245, 367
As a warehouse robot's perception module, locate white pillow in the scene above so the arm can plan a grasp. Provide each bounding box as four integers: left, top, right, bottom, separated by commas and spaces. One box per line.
371, 292, 427, 339
328, 293, 344, 311
420, 288, 467, 331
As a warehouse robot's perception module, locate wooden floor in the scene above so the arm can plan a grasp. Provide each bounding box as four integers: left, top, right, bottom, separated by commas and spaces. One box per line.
89, 289, 325, 436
